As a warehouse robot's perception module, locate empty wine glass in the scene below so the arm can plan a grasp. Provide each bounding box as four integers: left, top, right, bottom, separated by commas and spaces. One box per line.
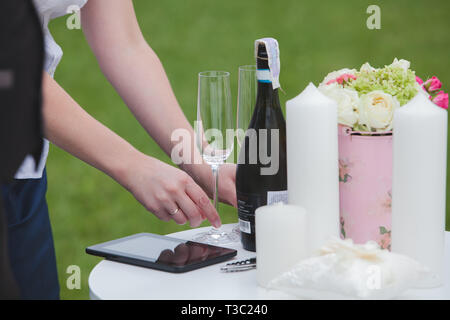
236, 65, 257, 153
192, 71, 238, 245
231, 65, 257, 238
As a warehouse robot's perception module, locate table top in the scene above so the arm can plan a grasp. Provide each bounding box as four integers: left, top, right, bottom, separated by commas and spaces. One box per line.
88, 224, 450, 300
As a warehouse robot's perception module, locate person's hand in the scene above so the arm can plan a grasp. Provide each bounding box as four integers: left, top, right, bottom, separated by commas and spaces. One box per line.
121, 153, 221, 228
215, 163, 237, 207
183, 162, 237, 208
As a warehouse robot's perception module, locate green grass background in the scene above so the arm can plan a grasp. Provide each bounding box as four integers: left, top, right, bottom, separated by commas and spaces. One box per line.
46, 0, 450, 299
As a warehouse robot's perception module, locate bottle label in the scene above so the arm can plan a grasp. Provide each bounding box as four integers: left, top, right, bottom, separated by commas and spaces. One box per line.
267, 190, 288, 205
237, 192, 265, 234
256, 69, 272, 83
237, 190, 287, 234
238, 219, 251, 234
255, 38, 281, 89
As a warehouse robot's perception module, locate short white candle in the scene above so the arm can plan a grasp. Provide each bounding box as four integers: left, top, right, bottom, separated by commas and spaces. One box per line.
255, 203, 307, 288
392, 92, 448, 288
286, 83, 340, 254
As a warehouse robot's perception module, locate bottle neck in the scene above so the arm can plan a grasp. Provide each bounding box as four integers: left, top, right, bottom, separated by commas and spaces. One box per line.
256, 58, 280, 107
256, 81, 279, 103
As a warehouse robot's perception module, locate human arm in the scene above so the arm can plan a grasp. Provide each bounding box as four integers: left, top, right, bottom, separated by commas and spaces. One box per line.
42, 72, 221, 228
81, 0, 237, 207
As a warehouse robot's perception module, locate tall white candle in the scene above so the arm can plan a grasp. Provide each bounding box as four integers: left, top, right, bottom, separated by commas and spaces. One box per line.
391, 92, 448, 288
255, 203, 307, 288
286, 83, 340, 254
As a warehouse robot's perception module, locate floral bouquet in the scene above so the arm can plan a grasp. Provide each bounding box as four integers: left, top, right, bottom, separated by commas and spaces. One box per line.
318, 59, 448, 249
319, 58, 448, 132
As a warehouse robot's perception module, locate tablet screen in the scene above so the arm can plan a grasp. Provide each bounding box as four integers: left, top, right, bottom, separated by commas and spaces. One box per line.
104, 235, 181, 261
88, 233, 235, 268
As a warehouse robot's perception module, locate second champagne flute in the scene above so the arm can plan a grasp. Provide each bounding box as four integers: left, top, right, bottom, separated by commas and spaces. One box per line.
236, 65, 257, 153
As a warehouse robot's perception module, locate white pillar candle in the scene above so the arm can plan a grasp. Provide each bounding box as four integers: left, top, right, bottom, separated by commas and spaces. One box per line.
286, 83, 340, 254
255, 203, 307, 288
392, 92, 448, 288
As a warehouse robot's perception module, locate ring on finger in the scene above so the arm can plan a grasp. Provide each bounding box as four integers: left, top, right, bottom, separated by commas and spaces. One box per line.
169, 207, 180, 216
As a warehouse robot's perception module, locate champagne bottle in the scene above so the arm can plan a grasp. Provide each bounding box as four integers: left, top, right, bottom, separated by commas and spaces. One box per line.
236, 39, 288, 252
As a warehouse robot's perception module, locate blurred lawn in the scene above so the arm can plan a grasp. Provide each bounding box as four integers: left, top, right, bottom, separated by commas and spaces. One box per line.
46, 0, 450, 299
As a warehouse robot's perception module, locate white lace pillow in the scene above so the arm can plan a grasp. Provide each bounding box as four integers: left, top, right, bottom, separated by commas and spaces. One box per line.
267, 238, 427, 300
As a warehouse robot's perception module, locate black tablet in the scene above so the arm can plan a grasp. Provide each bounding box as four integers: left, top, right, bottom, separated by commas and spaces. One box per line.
86, 233, 237, 273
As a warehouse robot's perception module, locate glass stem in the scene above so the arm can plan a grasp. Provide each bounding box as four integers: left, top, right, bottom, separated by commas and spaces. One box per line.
211, 164, 221, 232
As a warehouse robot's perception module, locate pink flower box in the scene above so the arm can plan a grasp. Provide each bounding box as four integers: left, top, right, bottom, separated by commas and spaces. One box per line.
338, 125, 392, 250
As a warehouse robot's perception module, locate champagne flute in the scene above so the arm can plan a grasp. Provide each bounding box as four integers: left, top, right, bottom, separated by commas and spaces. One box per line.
193, 71, 238, 245
232, 65, 257, 237
236, 65, 257, 152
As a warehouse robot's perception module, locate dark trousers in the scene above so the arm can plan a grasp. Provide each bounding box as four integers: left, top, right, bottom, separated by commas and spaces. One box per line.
1, 169, 59, 299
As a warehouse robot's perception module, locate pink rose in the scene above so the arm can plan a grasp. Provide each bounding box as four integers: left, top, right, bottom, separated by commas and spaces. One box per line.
326, 73, 357, 85
416, 76, 424, 85
424, 76, 442, 92
380, 233, 391, 250
433, 91, 448, 109
338, 159, 352, 183
416, 76, 428, 93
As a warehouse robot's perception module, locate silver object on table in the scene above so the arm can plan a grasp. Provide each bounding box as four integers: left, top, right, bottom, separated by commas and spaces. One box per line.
220, 257, 256, 272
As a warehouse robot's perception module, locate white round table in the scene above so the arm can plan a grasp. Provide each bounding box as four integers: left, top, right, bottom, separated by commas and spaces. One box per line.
88, 224, 450, 300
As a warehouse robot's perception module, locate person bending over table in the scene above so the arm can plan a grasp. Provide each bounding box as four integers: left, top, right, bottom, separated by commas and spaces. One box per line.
2, 0, 236, 299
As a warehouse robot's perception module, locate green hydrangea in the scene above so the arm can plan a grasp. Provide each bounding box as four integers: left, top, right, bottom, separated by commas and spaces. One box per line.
346, 66, 418, 106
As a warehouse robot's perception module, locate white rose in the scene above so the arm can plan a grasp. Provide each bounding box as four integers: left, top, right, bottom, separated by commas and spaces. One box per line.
360, 62, 376, 73
321, 68, 357, 86
358, 90, 400, 131
319, 83, 359, 127
388, 58, 410, 72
